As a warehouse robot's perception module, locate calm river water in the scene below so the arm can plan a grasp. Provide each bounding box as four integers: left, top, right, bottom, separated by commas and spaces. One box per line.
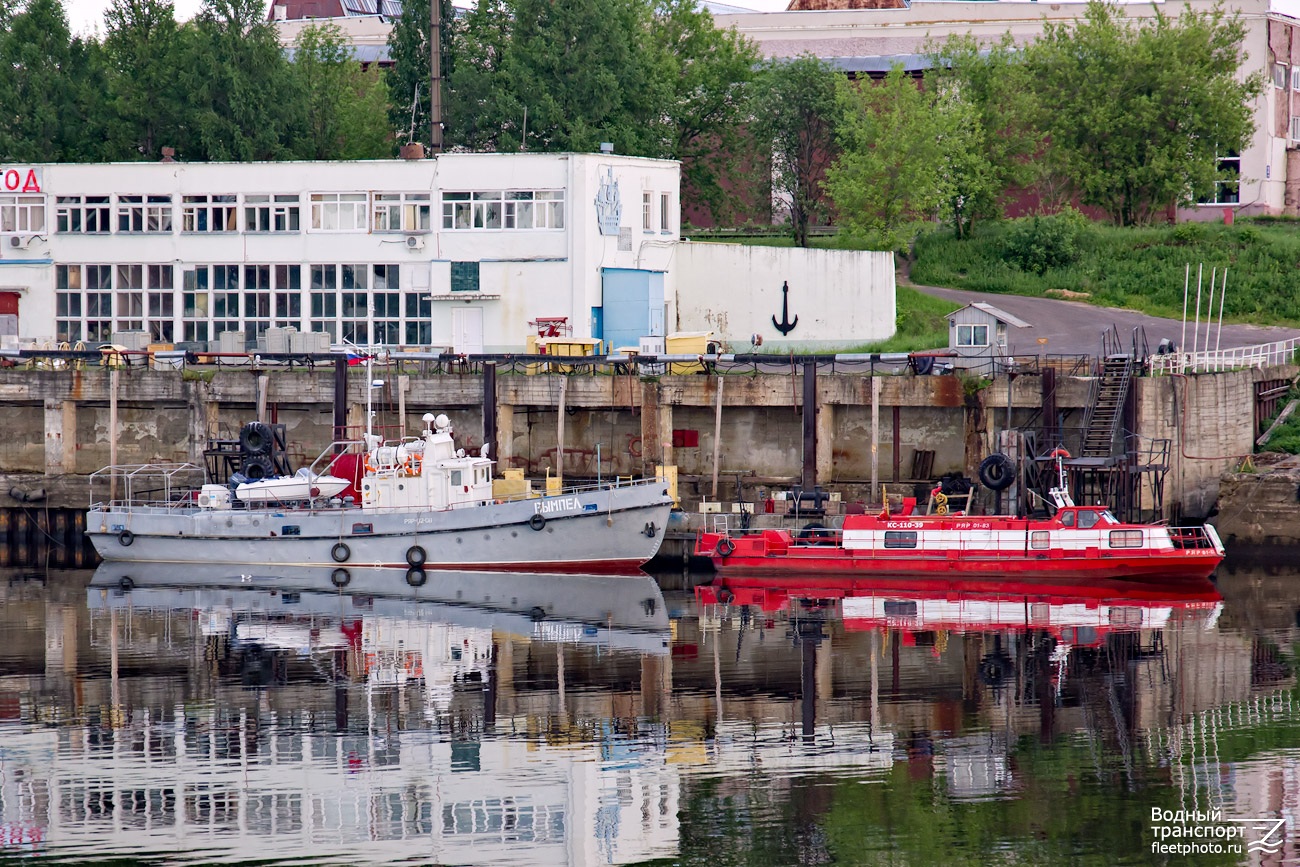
0, 557, 1298, 866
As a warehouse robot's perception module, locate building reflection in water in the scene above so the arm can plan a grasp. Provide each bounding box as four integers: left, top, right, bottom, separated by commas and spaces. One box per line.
0, 560, 1297, 863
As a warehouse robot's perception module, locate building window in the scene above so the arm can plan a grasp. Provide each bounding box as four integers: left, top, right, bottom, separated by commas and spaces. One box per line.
1199, 152, 1240, 205
642, 191, 652, 231
182, 266, 210, 344
955, 323, 989, 347
85, 265, 112, 342
373, 193, 430, 232
118, 196, 144, 232
274, 265, 302, 326
212, 264, 240, 342
311, 193, 368, 231
340, 264, 369, 344
115, 264, 145, 332
182, 195, 236, 232
0, 194, 45, 234
405, 292, 431, 345
243, 264, 272, 343
55, 196, 110, 233
310, 264, 339, 340
116, 195, 171, 233
450, 261, 480, 292
660, 192, 671, 232
147, 264, 175, 342
1274, 62, 1288, 89
372, 264, 400, 344
56, 265, 82, 343
443, 190, 563, 230
245, 194, 300, 233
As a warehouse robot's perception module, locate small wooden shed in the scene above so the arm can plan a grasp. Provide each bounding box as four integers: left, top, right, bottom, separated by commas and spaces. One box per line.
947, 302, 1032, 371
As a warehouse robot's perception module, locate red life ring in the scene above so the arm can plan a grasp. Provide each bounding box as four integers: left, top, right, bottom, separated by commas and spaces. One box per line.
1049, 447, 1071, 459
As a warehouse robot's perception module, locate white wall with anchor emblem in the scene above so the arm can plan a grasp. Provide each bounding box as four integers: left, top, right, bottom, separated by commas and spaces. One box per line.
673, 242, 895, 351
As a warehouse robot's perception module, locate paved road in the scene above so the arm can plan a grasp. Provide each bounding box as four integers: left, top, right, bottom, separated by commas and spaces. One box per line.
909, 282, 1300, 359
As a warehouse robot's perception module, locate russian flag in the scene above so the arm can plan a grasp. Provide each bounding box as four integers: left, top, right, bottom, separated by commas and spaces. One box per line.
346, 350, 371, 367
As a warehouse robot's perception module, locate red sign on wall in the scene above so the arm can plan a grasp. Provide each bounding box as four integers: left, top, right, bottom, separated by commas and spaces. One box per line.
0, 168, 42, 193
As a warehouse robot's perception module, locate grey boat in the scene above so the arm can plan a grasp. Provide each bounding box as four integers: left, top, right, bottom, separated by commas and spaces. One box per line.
87, 412, 674, 577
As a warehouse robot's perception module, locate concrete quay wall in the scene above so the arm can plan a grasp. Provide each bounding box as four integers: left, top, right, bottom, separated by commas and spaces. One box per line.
0, 364, 1282, 521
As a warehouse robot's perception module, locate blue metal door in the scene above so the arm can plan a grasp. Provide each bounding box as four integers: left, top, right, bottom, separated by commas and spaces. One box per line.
600, 268, 664, 351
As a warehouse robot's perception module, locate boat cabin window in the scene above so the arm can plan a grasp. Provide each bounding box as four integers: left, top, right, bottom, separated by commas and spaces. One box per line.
1059, 511, 1075, 528
1109, 529, 1144, 548
450, 470, 462, 486
883, 530, 918, 549
1077, 510, 1104, 530
1030, 530, 1050, 549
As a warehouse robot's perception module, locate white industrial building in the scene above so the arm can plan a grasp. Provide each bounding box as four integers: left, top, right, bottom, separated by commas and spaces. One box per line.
0, 153, 680, 354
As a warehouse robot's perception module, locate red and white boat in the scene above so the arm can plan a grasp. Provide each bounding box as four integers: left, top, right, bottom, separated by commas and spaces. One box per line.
696, 466, 1224, 582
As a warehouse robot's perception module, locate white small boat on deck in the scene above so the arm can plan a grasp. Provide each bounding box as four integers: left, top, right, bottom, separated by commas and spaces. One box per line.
233, 468, 352, 504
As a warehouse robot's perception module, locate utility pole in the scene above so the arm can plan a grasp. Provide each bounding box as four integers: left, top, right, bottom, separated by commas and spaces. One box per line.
430, 0, 443, 153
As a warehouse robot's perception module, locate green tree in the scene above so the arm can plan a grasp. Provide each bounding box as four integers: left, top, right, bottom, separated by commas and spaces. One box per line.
102, 0, 187, 160
749, 55, 841, 247
650, 0, 761, 223
386, 0, 456, 150
502, 0, 664, 154
826, 66, 952, 251
178, 0, 296, 160
291, 23, 391, 159
927, 33, 1041, 238
444, 0, 520, 151
1027, 0, 1261, 226
0, 0, 79, 161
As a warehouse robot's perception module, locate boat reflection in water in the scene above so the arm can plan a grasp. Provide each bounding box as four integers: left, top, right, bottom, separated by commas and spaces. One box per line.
7, 564, 675, 866
697, 571, 1224, 801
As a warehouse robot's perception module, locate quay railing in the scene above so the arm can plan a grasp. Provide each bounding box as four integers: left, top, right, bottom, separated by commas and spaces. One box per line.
1147, 336, 1300, 375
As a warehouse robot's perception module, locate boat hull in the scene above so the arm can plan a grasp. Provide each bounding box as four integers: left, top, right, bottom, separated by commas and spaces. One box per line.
90, 481, 674, 574
697, 532, 1223, 582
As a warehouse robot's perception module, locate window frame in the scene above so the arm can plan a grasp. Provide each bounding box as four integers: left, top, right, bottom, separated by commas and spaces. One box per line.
0, 193, 45, 234
955, 323, 990, 347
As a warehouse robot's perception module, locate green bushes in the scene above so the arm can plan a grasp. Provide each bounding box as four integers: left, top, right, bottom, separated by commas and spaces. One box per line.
1000, 210, 1089, 274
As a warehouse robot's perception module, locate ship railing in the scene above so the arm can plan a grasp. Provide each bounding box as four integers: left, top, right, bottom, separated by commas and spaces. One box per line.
88, 462, 205, 510
1167, 525, 1220, 550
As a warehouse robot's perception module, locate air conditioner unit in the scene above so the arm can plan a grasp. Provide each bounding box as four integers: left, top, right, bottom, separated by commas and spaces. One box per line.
405, 235, 425, 251
7, 235, 33, 251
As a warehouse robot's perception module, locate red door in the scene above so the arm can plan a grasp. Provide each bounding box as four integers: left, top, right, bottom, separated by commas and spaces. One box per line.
0, 291, 17, 337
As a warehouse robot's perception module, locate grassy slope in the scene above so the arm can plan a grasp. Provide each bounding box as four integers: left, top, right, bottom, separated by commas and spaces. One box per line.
911, 220, 1300, 326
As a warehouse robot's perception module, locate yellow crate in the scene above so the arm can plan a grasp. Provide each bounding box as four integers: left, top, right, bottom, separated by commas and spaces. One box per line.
665, 331, 714, 374
539, 337, 602, 373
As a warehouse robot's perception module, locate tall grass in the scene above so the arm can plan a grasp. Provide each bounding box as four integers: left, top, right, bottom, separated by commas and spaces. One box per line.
911, 221, 1300, 325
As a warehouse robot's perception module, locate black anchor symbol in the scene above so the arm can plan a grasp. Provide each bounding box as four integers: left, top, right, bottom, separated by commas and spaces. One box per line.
772, 280, 798, 336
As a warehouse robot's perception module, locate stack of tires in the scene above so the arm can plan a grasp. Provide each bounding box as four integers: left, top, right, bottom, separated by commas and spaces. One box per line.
240, 422, 277, 480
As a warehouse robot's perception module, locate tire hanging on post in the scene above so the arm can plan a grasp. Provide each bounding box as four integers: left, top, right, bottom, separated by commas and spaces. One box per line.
978, 453, 1015, 491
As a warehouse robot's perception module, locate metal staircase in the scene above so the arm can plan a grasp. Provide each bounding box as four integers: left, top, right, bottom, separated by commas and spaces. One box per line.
1080, 354, 1133, 458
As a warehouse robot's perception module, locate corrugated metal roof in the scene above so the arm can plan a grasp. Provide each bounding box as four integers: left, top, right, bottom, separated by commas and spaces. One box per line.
964, 302, 1032, 329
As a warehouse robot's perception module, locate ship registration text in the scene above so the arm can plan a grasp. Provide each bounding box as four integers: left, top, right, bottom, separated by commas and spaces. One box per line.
535, 496, 583, 515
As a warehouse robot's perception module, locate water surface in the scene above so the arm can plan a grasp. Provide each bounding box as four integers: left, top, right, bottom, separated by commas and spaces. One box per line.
0, 558, 1297, 865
